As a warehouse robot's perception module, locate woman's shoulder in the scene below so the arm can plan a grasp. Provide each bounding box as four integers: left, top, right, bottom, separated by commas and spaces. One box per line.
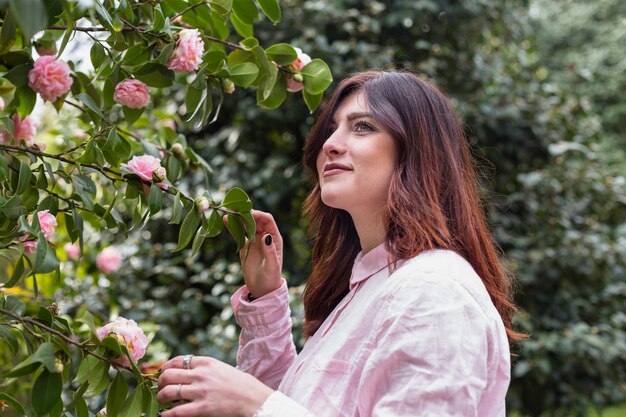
386, 249, 498, 320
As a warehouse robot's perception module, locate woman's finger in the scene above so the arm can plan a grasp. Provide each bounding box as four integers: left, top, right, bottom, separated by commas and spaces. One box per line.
157, 368, 197, 390
160, 401, 203, 417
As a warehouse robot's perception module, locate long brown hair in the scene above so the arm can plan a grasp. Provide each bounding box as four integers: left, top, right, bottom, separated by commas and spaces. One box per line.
302, 70, 522, 341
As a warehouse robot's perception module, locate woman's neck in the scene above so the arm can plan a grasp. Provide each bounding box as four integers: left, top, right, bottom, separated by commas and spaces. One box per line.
350, 208, 387, 254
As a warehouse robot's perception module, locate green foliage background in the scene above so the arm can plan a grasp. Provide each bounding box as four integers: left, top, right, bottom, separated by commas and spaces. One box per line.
1, 0, 625, 416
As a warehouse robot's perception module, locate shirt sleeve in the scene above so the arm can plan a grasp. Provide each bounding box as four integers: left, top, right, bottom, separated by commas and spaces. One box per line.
231, 279, 297, 390
356, 273, 503, 417
253, 391, 314, 417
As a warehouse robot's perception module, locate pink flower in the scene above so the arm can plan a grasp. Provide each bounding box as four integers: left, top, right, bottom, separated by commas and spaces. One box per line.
167, 29, 204, 73
0, 97, 4, 111
64, 242, 81, 260
32, 210, 57, 240
96, 316, 149, 365
96, 246, 123, 274
23, 240, 38, 254
19, 210, 57, 254
28, 56, 73, 102
1, 115, 36, 144
113, 79, 150, 109
286, 47, 312, 93
121, 155, 168, 190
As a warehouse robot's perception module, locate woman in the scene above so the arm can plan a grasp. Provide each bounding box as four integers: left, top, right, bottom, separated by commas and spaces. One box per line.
156, 70, 522, 416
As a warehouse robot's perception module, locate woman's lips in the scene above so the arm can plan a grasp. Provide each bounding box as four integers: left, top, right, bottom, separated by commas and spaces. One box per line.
323, 163, 351, 177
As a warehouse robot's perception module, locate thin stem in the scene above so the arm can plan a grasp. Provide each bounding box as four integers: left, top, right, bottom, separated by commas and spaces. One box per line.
0, 143, 121, 182
0, 308, 109, 362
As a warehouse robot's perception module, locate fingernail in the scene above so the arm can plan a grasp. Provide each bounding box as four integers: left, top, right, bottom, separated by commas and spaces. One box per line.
265, 235, 272, 246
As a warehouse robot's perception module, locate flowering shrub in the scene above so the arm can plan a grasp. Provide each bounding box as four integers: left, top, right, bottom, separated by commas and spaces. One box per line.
1, 114, 36, 144
64, 242, 81, 260
27, 55, 73, 102
0, 0, 332, 415
96, 317, 149, 366
167, 29, 205, 73
286, 47, 313, 92
96, 247, 123, 274
121, 155, 168, 190
113, 79, 151, 109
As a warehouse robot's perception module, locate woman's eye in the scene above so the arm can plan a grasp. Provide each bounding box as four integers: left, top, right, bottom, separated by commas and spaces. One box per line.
354, 121, 374, 133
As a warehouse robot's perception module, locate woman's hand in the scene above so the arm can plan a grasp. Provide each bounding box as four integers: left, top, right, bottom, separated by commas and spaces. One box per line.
157, 355, 274, 417
237, 210, 283, 298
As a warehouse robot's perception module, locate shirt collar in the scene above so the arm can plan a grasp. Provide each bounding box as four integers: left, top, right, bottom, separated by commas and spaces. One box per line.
349, 242, 393, 291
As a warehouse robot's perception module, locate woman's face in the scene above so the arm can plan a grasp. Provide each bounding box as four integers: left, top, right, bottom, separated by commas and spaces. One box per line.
316, 91, 399, 216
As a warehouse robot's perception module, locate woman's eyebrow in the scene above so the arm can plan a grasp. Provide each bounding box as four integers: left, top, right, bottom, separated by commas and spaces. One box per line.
346, 111, 375, 121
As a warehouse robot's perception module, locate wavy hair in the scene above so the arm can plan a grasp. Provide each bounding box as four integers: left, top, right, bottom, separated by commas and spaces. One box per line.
302, 70, 522, 341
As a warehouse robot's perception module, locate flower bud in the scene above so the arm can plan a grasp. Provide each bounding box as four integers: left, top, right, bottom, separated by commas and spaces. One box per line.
54, 356, 64, 373
221, 78, 235, 94
152, 166, 167, 182
96, 407, 107, 417
171, 143, 186, 159
35, 40, 57, 56
195, 196, 210, 212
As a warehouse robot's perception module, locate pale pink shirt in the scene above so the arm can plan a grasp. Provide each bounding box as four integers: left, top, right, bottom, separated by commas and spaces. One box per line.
231, 244, 511, 416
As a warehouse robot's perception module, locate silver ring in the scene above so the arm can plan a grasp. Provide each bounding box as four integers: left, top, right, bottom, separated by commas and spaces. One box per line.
182, 354, 193, 370
176, 383, 182, 401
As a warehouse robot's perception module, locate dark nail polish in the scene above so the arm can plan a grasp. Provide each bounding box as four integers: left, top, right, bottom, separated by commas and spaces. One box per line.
265, 235, 272, 246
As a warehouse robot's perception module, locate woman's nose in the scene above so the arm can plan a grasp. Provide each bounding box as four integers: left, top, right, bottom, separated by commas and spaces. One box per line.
322, 129, 346, 156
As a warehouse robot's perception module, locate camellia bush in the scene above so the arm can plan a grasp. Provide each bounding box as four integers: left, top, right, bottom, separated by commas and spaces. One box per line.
0, 0, 332, 415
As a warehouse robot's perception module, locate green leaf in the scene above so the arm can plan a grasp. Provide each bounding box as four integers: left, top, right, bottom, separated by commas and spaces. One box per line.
152, 4, 166, 31
169, 192, 184, 224
122, 44, 152, 68
0, 326, 19, 356
34, 237, 60, 274
303, 88, 324, 112
4, 63, 32, 87
241, 211, 257, 239
173, 207, 201, 252
203, 209, 224, 238
229, 12, 253, 38
85, 359, 110, 396
226, 213, 246, 250
9, 0, 48, 42
75, 93, 106, 120
74, 355, 99, 385
190, 226, 206, 257
122, 106, 145, 125
15, 86, 37, 119
0, 393, 26, 416
232, 0, 258, 25
90, 42, 107, 70
258, 73, 286, 109
78, 140, 105, 166
257, 0, 281, 23
7, 342, 56, 377
210, 0, 233, 15
301, 59, 333, 95
265, 44, 297, 65
229, 62, 259, 87
101, 335, 123, 358
2, 295, 26, 316
0, 9, 17, 52
74, 397, 88, 417
134, 63, 174, 88
148, 184, 163, 215
0, 194, 26, 220
203, 50, 227, 73
101, 128, 131, 166
118, 386, 144, 417
221, 187, 253, 212
0, 153, 8, 181
32, 369, 62, 417
107, 372, 128, 417
16, 160, 32, 195
142, 384, 159, 417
